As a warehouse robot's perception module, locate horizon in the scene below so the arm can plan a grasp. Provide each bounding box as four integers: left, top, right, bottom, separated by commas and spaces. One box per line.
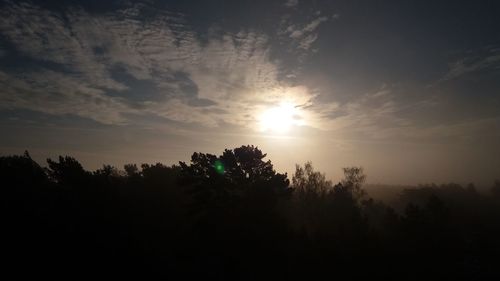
7, 147, 498, 189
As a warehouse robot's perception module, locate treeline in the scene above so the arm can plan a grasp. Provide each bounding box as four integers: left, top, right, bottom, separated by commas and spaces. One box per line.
2, 145, 500, 279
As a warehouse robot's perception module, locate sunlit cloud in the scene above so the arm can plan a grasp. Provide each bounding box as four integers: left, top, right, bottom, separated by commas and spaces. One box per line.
0, 0, 499, 184
0, 1, 340, 133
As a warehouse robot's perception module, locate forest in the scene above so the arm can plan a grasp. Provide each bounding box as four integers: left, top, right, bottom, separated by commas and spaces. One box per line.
2, 145, 500, 279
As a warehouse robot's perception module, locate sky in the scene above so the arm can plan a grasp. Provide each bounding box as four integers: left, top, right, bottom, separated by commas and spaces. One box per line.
0, 0, 499, 185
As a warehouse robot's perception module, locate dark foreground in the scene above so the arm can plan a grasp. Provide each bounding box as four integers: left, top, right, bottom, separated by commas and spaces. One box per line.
2, 146, 500, 280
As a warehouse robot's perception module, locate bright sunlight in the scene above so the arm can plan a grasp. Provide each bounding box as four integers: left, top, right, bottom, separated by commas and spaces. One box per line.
258, 102, 300, 134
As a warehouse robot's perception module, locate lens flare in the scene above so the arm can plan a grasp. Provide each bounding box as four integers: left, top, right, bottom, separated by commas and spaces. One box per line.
214, 160, 225, 174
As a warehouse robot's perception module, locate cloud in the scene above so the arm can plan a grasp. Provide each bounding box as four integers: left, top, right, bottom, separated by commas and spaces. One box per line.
280, 12, 339, 55
302, 84, 450, 144
405, 117, 499, 141
284, 0, 299, 8
0, 4, 128, 91
288, 16, 328, 39
441, 47, 500, 81
0, 1, 320, 129
285, 16, 329, 50
0, 70, 131, 124
3, 1, 428, 141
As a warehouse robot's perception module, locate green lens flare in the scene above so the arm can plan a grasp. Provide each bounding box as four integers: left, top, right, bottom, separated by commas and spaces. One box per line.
214, 160, 225, 174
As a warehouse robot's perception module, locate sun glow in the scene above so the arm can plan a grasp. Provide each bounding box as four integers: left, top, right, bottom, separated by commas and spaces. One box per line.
258, 102, 300, 134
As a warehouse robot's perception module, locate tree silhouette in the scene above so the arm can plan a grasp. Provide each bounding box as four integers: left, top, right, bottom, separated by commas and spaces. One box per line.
292, 161, 333, 198
179, 145, 290, 213
2, 148, 500, 279
124, 163, 139, 177
46, 155, 91, 187
340, 166, 367, 201
1, 151, 48, 189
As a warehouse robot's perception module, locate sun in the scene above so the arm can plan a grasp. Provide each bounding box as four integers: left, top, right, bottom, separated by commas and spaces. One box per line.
258, 102, 299, 134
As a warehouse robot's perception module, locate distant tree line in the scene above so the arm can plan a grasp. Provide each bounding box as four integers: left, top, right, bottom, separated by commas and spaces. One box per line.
1, 145, 500, 279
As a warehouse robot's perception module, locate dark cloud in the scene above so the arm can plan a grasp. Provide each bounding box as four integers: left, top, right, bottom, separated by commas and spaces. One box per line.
188, 98, 217, 107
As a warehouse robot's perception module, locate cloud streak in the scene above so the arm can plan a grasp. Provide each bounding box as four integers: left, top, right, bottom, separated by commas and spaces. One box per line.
285, 16, 330, 50
441, 48, 500, 81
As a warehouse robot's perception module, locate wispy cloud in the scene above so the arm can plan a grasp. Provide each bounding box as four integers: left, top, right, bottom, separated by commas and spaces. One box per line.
318, 87, 409, 135
285, 16, 330, 50
284, 0, 299, 8
0, 69, 131, 124
441, 47, 500, 81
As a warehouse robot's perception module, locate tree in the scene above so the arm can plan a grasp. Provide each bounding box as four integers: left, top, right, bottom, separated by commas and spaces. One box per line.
179, 145, 290, 212
141, 163, 180, 187
124, 164, 139, 177
340, 166, 367, 201
46, 156, 91, 187
0, 151, 48, 188
93, 164, 124, 188
292, 162, 333, 198
288, 163, 368, 241
289, 162, 334, 237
